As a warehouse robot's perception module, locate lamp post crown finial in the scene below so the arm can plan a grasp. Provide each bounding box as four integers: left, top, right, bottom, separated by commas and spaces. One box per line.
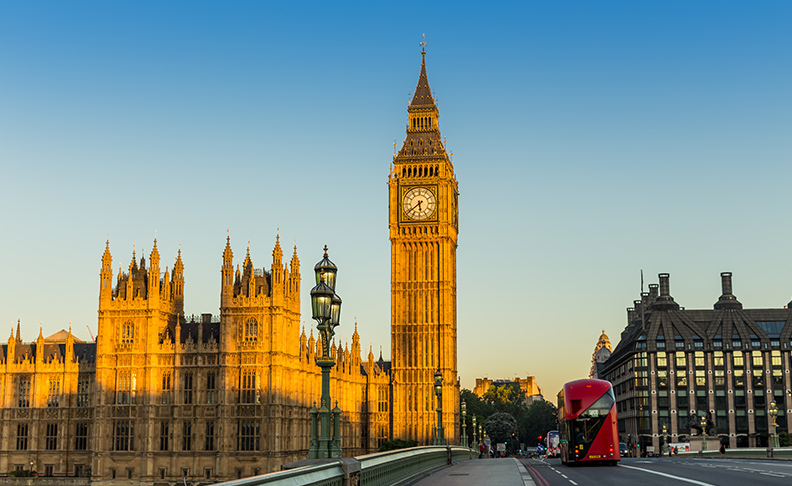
323, 245, 328, 258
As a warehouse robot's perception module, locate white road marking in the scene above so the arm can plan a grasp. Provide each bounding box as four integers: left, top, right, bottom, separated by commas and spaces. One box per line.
569, 481, 578, 485
561, 474, 568, 478
619, 464, 716, 485
760, 473, 786, 477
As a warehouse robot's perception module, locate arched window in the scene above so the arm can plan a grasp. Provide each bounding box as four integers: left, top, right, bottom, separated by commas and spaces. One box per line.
121, 322, 134, 345
243, 318, 258, 342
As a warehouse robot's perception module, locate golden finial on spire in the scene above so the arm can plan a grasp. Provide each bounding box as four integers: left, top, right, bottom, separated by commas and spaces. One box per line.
420, 33, 427, 55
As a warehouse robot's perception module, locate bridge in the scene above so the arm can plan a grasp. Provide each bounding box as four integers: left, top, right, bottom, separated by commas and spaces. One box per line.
215, 446, 472, 486
215, 448, 792, 486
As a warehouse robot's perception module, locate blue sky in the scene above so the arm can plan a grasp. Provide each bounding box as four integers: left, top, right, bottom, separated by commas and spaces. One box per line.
1, 1, 790, 397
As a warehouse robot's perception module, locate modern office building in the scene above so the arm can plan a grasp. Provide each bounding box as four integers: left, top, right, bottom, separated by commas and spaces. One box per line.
601, 272, 791, 452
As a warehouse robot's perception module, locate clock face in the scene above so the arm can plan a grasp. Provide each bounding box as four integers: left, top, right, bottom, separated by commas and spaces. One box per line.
403, 187, 436, 220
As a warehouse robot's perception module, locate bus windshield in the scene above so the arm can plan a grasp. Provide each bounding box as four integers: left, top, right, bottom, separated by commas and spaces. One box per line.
572, 389, 615, 446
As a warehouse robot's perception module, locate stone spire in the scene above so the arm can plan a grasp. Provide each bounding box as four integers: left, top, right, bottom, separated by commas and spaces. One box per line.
409, 34, 436, 109
395, 35, 448, 163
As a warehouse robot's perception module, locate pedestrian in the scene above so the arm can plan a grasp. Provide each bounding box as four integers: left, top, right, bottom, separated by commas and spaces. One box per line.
719, 443, 725, 459
479, 443, 484, 459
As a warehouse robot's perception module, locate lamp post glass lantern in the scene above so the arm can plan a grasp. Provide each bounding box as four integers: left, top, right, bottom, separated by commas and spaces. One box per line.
661, 423, 668, 456
308, 246, 343, 459
770, 400, 779, 449
472, 415, 477, 444
433, 370, 445, 445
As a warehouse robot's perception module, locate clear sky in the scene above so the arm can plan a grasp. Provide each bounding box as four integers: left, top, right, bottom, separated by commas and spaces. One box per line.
1, 1, 790, 399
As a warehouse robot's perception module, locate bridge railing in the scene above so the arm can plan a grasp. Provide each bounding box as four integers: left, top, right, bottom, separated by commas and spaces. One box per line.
214, 446, 473, 486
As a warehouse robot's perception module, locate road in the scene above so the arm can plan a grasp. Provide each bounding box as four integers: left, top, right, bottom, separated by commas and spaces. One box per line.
522, 456, 792, 486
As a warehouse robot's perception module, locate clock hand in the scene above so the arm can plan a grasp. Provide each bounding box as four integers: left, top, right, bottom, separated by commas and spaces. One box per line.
412, 200, 423, 212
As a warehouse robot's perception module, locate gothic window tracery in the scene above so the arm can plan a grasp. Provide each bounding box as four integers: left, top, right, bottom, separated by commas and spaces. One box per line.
121, 321, 135, 345
240, 369, 257, 404
243, 318, 258, 342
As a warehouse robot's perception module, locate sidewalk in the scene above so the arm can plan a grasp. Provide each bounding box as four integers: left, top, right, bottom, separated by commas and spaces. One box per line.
409, 458, 535, 486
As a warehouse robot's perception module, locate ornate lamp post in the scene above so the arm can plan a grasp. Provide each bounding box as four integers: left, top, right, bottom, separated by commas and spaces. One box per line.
308, 246, 343, 459
769, 400, 779, 450
460, 400, 468, 447
699, 413, 707, 457
433, 369, 445, 445
661, 423, 668, 457
472, 415, 478, 445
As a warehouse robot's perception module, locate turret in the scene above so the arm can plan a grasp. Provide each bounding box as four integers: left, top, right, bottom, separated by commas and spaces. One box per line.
15, 319, 21, 343
66, 325, 74, 362
149, 239, 160, 303
8, 328, 16, 364
36, 325, 45, 363
100, 240, 113, 302
221, 235, 234, 306
351, 320, 361, 368
173, 249, 184, 314
272, 234, 284, 288
308, 329, 316, 363
289, 244, 300, 295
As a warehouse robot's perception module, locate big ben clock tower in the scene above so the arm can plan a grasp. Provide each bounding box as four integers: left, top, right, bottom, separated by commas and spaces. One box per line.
389, 39, 459, 444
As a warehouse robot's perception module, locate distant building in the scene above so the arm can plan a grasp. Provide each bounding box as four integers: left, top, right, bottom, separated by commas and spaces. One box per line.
601, 272, 792, 452
473, 376, 543, 404
589, 330, 612, 379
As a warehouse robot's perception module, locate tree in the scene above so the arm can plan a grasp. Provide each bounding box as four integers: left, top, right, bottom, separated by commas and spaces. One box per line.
521, 400, 558, 446
485, 412, 518, 445
482, 382, 528, 418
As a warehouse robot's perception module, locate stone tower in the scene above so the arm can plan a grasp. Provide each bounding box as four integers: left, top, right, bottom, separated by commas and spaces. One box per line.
388, 41, 459, 444
589, 330, 612, 380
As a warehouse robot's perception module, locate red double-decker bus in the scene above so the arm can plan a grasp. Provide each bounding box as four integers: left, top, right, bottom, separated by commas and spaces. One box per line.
557, 378, 620, 466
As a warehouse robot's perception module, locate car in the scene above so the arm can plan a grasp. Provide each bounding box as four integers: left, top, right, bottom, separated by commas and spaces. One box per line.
619, 442, 629, 456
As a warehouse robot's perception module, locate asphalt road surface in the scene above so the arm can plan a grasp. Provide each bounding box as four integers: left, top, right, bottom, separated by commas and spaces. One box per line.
521, 457, 792, 486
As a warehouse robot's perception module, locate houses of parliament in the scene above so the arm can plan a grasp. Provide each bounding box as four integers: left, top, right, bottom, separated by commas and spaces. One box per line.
0, 46, 459, 485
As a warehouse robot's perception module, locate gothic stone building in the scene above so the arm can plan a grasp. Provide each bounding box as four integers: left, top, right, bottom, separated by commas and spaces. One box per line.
388, 43, 460, 445
0, 237, 391, 484
601, 272, 792, 452
0, 46, 460, 484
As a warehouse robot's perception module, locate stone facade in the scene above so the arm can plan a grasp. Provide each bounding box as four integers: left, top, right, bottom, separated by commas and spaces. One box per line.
472, 376, 544, 404
388, 44, 460, 444
0, 237, 391, 485
0, 45, 461, 484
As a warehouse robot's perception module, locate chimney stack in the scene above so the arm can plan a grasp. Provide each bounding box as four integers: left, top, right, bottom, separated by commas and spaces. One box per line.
652, 273, 680, 310
714, 271, 742, 310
